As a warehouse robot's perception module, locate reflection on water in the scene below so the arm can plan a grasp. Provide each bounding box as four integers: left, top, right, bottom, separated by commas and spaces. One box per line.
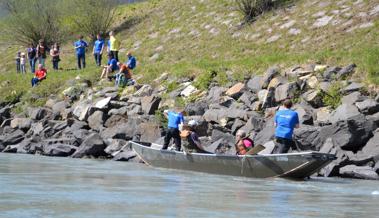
0, 153, 378, 218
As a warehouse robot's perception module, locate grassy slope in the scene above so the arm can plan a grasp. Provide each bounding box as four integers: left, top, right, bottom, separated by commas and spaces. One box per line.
0, 0, 378, 107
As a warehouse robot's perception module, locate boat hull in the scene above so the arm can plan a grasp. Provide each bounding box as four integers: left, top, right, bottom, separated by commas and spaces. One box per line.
130, 141, 336, 179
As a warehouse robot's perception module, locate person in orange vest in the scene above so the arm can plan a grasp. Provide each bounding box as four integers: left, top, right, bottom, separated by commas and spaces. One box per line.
31, 64, 47, 87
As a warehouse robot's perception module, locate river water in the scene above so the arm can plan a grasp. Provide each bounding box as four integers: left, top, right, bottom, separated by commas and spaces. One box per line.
0, 153, 378, 218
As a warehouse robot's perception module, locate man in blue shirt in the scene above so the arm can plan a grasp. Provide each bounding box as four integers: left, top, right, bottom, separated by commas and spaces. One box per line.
93, 34, 104, 67
100, 53, 118, 79
273, 99, 299, 154
126, 51, 136, 70
74, 35, 88, 69
162, 108, 185, 151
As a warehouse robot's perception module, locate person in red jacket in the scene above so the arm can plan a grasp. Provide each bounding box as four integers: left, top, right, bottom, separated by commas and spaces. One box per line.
31, 64, 47, 87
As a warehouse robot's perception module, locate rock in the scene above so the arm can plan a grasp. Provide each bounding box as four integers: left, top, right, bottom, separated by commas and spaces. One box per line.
319, 82, 331, 92
45, 99, 58, 108
104, 139, 128, 156
104, 115, 128, 128
94, 97, 112, 109
127, 104, 143, 116
203, 108, 250, 124
336, 64, 356, 79
133, 84, 153, 97
73, 103, 90, 121
238, 91, 257, 106
315, 107, 332, 125
102, 87, 118, 93
313, 15, 333, 28
262, 87, 276, 109
2, 139, 32, 154
72, 133, 107, 158
240, 112, 265, 133
206, 86, 227, 103
109, 100, 128, 109
306, 76, 319, 89
267, 77, 286, 89
355, 99, 379, 115
87, 111, 105, 131
185, 101, 209, 116
112, 149, 137, 161
10, 118, 32, 131
43, 143, 77, 157
138, 123, 161, 142
108, 107, 128, 116
69, 120, 89, 131
375, 94, 379, 103
141, 96, 161, 115
62, 86, 84, 101
261, 67, 280, 89
226, 82, 245, 99
342, 82, 364, 94
294, 104, 313, 125
247, 76, 263, 93
302, 90, 323, 108
362, 129, 379, 157
275, 82, 298, 103
52, 101, 69, 114
1, 129, 25, 146
294, 125, 322, 150
254, 125, 275, 146
258, 141, 275, 154
180, 85, 197, 97
329, 104, 362, 123
323, 66, 341, 80
339, 165, 379, 180
231, 119, 245, 135
341, 92, 366, 105
29, 108, 52, 120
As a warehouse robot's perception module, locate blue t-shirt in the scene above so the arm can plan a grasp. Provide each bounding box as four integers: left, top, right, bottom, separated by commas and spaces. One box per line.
108, 58, 118, 71
94, 40, 104, 54
167, 111, 184, 129
126, 56, 136, 70
74, 40, 88, 55
275, 109, 299, 139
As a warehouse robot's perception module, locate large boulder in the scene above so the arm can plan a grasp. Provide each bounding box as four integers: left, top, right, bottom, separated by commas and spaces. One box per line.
342, 82, 364, 94
10, 118, 32, 132
43, 143, 77, 157
137, 122, 162, 142
339, 165, 379, 180
203, 108, 250, 123
239, 112, 265, 133
341, 92, 366, 105
323, 66, 341, 80
93, 97, 112, 109
329, 104, 362, 123
100, 124, 130, 140
185, 101, 209, 116
361, 129, 379, 157
275, 82, 298, 103
104, 115, 128, 128
246, 76, 263, 93
293, 103, 313, 125
355, 99, 379, 115
72, 133, 107, 158
225, 82, 245, 99
29, 107, 52, 120
336, 64, 356, 79
73, 103, 91, 121
104, 139, 128, 156
1, 129, 25, 146
133, 84, 153, 97
315, 107, 332, 125
261, 67, 279, 89
302, 90, 323, 108
254, 125, 275, 146
206, 86, 226, 103
141, 96, 161, 115
294, 125, 323, 150
87, 111, 106, 131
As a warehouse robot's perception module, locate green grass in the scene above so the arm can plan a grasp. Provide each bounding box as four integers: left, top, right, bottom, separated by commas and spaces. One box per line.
0, 0, 379, 108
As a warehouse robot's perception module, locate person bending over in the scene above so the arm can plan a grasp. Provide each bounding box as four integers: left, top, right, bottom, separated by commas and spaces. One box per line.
180, 120, 209, 154
273, 99, 299, 154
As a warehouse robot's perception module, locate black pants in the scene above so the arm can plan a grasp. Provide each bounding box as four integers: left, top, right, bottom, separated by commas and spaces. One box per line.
77, 53, 86, 69
272, 137, 295, 154
110, 51, 118, 62
94, 53, 102, 66
163, 128, 181, 151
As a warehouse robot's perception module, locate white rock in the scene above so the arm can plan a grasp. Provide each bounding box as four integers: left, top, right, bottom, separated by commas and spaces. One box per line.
180, 85, 197, 97
280, 20, 296, 29
266, 34, 281, 43
94, 97, 112, 109
288, 28, 301, 35
313, 16, 333, 27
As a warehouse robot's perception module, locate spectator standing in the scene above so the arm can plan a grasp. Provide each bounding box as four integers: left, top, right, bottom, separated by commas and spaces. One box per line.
109, 31, 120, 61
27, 44, 37, 73
36, 39, 49, 67
20, 52, 26, 74
74, 35, 88, 69
50, 43, 60, 70
31, 64, 47, 87
15, 52, 21, 73
93, 34, 105, 67
162, 108, 185, 151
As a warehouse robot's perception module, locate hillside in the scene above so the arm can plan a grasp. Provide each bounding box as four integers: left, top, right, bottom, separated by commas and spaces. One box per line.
0, 0, 379, 107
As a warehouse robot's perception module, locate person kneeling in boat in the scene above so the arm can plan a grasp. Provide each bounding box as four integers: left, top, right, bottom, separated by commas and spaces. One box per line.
234, 129, 254, 155
180, 120, 210, 154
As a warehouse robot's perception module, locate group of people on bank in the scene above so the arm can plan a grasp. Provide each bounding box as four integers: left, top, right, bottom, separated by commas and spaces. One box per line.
15, 31, 136, 88
163, 99, 299, 155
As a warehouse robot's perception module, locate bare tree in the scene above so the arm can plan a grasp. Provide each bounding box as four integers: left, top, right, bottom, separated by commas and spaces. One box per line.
67, 0, 118, 42
0, 0, 66, 46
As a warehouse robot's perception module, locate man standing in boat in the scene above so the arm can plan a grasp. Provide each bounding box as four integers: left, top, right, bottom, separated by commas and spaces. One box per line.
162, 107, 185, 151
273, 99, 299, 154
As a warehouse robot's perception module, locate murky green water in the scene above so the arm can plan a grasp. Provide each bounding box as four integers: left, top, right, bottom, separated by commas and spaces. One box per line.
0, 153, 378, 218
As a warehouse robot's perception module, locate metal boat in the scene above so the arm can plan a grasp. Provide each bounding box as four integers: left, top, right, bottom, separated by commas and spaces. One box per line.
130, 141, 336, 179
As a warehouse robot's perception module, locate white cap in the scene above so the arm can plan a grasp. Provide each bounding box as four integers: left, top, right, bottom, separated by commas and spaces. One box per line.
188, 120, 198, 127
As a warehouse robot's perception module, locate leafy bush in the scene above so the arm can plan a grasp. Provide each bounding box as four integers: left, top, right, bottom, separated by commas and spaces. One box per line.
193, 70, 217, 90
235, 0, 275, 23
322, 82, 342, 109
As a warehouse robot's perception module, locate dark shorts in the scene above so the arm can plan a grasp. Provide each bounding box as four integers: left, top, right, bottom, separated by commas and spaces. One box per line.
272, 137, 296, 154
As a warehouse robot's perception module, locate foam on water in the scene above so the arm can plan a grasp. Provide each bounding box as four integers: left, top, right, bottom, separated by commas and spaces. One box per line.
372, 191, 379, 195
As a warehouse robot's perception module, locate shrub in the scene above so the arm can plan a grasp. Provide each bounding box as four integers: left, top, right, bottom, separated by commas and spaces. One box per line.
322, 82, 342, 109
235, 0, 275, 23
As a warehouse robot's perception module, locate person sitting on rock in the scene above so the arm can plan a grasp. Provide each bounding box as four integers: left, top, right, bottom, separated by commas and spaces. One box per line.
234, 129, 254, 155
273, 99, 299, 154
31, 64, 47, 87
100, 53, 118, 79
112, 62, 135, 87
180, 120, 209, 154
162, 107, 185, 151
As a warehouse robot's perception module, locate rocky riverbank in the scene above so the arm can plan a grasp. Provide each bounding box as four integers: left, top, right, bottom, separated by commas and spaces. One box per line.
1, 64, 379, 180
